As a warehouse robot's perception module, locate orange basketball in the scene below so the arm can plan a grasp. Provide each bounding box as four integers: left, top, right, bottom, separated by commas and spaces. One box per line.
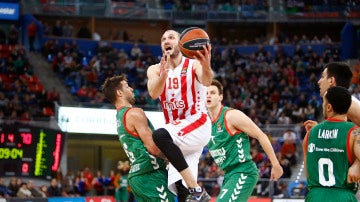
178, 27, 210, 59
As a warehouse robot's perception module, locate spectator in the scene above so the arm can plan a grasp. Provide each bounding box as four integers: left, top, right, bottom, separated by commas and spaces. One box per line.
62, 171, 77, 196
352, 86, 360, 100
83, 166, 94, 193
104, 170, 116, 196
291, 181, 307, 198
39, 185, 48, 197
42, 21, 51, 36
16, 182, 32, 198
282, 129, 297, 144
281, 139, 297, 166
278, 112, 291, 124
27, 180, 46, 198
251, 148, 264, 166
0, 178, 10, 197
19, 110, 33, 122
273, 181, 290, 198
321, 34, 332, 44
52, 20, 63, 37
304, 103, 315, 120
311, 36, 321, 44
77, 85, 89, 102
7, 24, 19, 45
276, 152, 292, 178
271, 137, 282, 153
27, 21, 37, 51
130, 43, 142, 59
92, 170, 105, 196
0, 26, 6, 44
77, 26, 91, 38
7, 177, 19, 197
47, 87, 61, 103
47, 178, 62, 197
63, 20, 74, 37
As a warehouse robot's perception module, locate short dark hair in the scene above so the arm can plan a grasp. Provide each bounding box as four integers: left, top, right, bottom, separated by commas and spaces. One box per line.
325, 86, 351, 115
211, 79, 223, 95
324, 62, 352, 89
101, 74, 127, 104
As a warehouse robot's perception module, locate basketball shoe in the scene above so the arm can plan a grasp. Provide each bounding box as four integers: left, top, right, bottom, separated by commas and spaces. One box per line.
185, 187, 211, 202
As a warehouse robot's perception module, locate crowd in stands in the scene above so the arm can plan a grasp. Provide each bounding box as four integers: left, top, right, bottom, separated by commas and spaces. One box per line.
0, 167, 132, 199
0, 25, 60, 122
41, 30, 345, 126
162, 0, 269, 12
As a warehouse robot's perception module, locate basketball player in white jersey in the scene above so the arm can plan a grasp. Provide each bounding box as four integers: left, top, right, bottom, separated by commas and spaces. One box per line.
147, 30, 213, 202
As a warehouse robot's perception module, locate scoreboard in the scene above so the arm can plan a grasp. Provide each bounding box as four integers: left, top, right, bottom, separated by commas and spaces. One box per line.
0, 123, 65, 179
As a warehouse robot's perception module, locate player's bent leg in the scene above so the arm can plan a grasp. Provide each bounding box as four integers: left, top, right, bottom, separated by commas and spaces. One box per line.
129, 169, 176, 202
153, 128, 189, 172
216, 172, 258, 202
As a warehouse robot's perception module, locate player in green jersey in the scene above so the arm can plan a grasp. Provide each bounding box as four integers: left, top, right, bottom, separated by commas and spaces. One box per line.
102, 74, 175, 202
303, 62, 360, 184
303, 86, 360, 202
206, 79, 283, 201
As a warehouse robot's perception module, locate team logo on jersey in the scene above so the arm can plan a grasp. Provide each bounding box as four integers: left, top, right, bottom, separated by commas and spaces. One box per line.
217, 123, 223, 133
308, 143, 315, 153
181, 66, 188, 76
162, 98, 185, 110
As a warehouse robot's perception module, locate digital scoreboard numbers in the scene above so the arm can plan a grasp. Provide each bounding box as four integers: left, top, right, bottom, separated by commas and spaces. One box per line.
0, 124, 64, 179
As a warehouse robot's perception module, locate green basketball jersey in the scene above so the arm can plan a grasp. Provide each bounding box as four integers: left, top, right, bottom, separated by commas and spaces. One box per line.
306, 119, 357, 192
207, 106, 257, 175
116, 107, 167, 179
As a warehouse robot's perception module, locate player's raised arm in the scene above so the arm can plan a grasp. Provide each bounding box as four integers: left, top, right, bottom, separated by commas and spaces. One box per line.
147, 61, 167, 99
193, 44, 214, 86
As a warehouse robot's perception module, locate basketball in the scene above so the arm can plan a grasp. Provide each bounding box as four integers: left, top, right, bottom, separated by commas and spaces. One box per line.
178, 27, 210, 59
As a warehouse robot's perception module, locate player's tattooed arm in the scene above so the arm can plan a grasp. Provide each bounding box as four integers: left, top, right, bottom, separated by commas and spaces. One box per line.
347, 128, 360, 183
354, 127, 360, 160
354, 128, 360, 137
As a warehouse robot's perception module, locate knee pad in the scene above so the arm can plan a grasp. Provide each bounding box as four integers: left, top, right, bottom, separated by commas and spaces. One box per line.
153, 128, 172, 147
152, 128, 188, 172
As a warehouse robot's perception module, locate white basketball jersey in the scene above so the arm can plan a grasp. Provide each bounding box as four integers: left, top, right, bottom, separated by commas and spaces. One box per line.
159, 57, 207, 124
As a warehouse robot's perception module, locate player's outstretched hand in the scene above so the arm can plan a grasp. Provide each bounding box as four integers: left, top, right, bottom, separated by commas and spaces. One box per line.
270, 164, 283, 181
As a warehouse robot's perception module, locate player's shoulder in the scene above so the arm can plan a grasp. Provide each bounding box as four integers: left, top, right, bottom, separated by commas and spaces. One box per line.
147, 63, 160, 76
127, 107, 145, 115
225, 107, 244, 119
148, 63, 160, 71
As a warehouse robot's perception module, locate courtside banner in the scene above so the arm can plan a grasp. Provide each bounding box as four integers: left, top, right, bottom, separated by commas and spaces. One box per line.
248, 198, 271, 202
7, 199, 48, 202
57, 106, 165, 134
85, 196, 115, 202
273, 199, 304, 202
0, 2, 19, 20
48, 197, 84, 202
